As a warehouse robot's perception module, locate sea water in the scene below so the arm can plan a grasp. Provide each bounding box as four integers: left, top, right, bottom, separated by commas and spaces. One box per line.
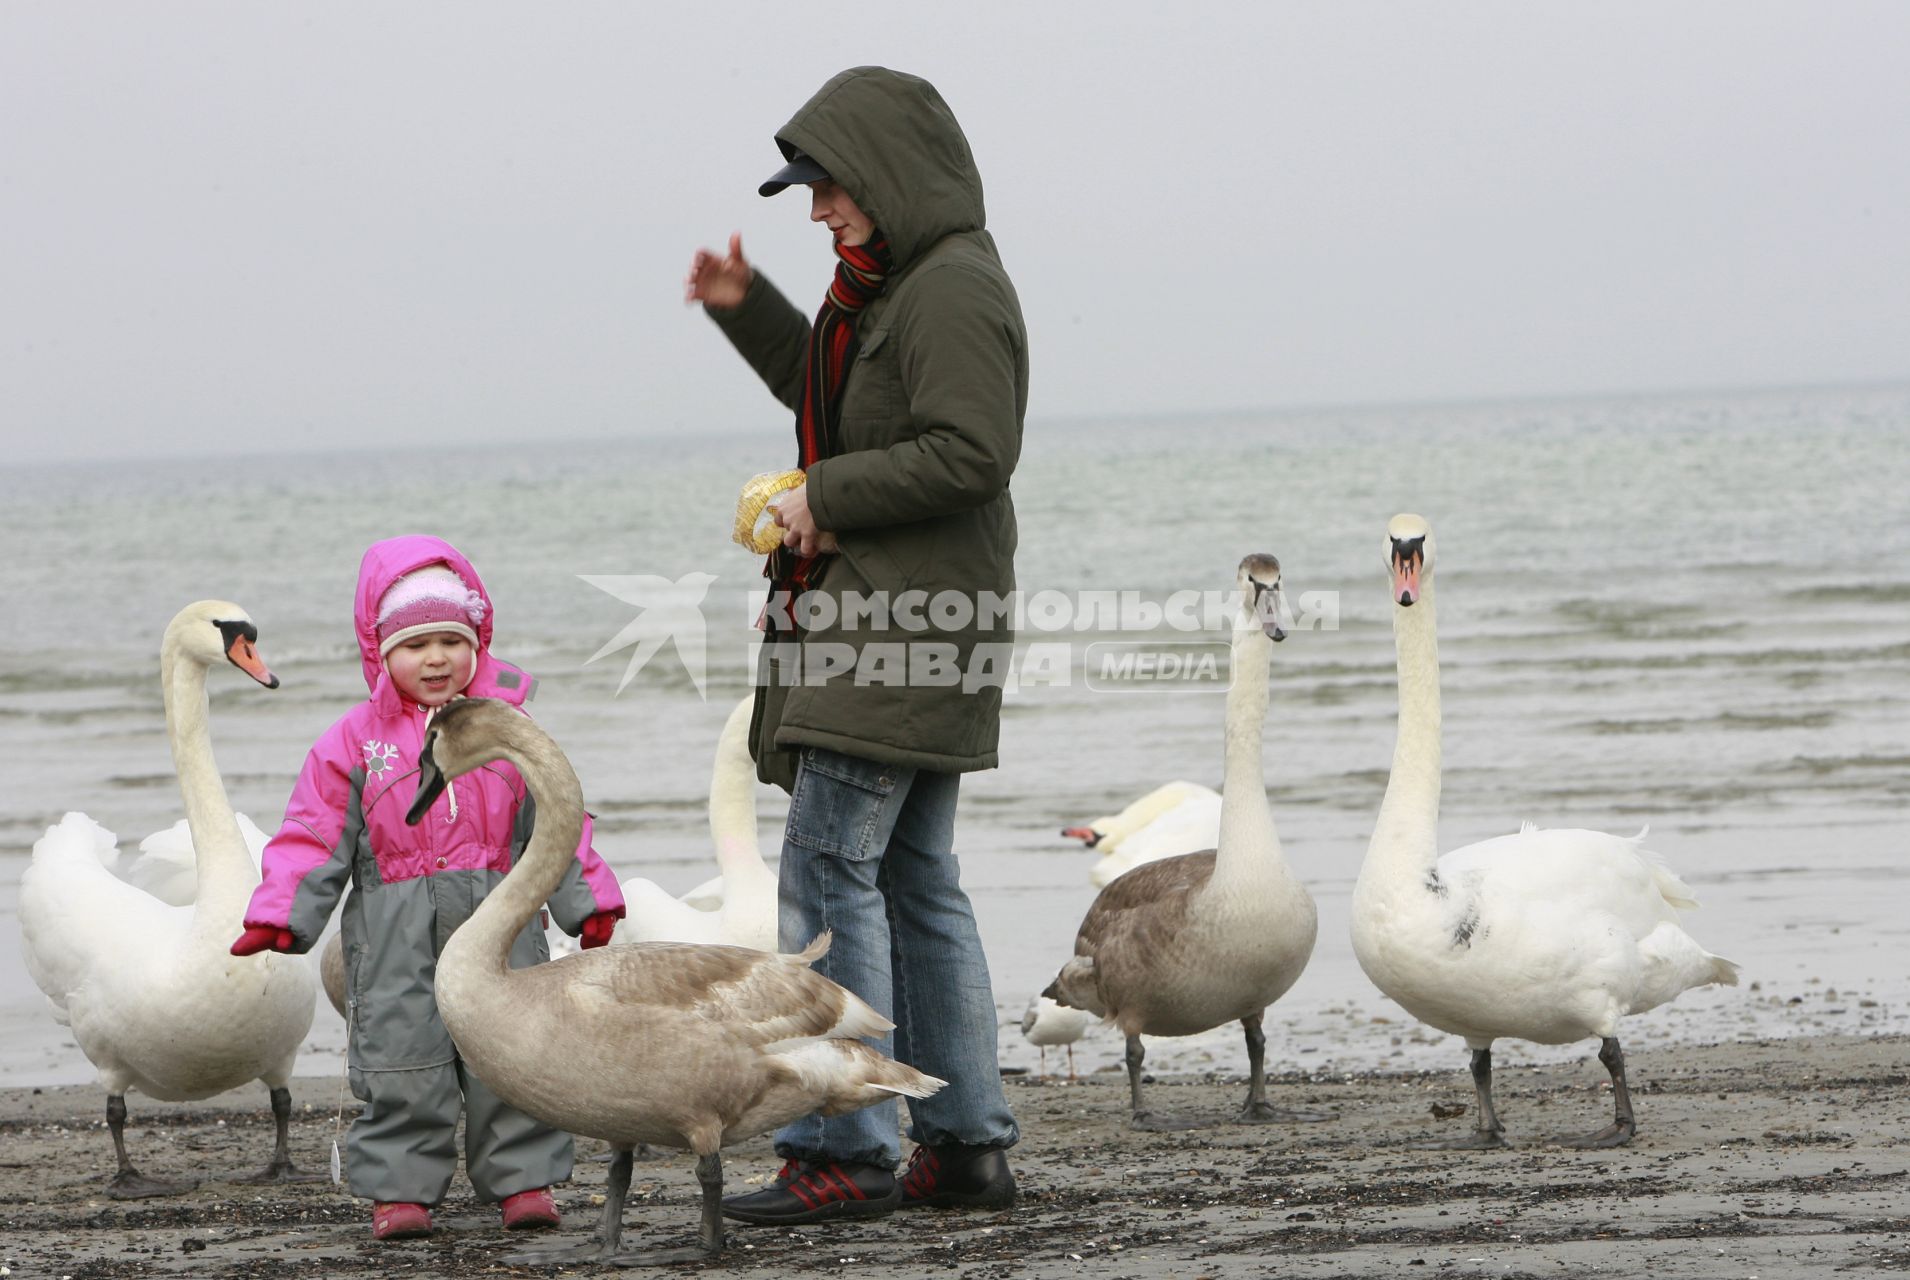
2, 384, 1905, 1086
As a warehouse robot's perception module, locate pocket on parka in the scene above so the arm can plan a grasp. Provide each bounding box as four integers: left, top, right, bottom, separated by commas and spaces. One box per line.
838, 326, 900, 445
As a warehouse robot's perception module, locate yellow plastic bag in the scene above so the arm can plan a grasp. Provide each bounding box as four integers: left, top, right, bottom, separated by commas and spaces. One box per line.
733, 470, 808, 553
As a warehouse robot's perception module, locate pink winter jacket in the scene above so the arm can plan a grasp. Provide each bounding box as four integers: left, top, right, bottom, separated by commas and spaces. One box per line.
243, 535, 624, 949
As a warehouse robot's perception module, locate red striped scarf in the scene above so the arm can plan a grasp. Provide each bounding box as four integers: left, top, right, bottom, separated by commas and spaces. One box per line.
765, 232, 892, 631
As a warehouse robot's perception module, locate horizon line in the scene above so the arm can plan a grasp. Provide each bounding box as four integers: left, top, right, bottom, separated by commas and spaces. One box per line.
5, 373, 1907, 473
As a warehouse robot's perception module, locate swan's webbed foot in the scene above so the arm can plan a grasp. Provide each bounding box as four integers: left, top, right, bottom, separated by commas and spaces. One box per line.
1130, 1108, 1204, 1132
232, 1158, 326, 1185
1238, 1101, 1336, 1125
504, 1240, 628, 1266
1412, 1046, 1510, 1150
1411, 1129, 1508, 1151
601, 1242, 723, 1266
229, 1086, 323, 1184
1122, 1036, 1204, 1130
1555, 1118, 1635, 1149
505, 1145, 637, 1263
105, 1094, 196, 1198
108, 1168, 200, 1199
1557, 1037, 1638, 1148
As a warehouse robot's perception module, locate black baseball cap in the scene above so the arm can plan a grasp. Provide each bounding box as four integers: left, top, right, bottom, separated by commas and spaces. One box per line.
759, 149, 830, 197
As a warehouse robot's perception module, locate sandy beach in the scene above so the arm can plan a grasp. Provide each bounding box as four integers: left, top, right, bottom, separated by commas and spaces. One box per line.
3, 1033, 1904, 1278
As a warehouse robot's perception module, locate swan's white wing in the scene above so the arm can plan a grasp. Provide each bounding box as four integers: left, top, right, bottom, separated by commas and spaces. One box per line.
613, 876, 724, 946
21, 814, 182, 1018
680, 873, 726, 912
1438, 826, 1686, 942
123, 814, 271, 905
124, 820, 199, 906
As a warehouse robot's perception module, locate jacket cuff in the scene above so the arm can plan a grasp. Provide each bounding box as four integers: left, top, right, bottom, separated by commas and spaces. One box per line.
706, 270, 784, 344
805, 457, 841, 531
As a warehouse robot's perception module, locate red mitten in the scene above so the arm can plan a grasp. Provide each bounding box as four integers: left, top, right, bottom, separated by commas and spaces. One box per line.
578, 912, 619, 950
231, 925, 296, 956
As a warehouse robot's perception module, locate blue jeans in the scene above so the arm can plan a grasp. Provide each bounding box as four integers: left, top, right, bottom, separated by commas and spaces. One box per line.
773, 746, 1019, 1169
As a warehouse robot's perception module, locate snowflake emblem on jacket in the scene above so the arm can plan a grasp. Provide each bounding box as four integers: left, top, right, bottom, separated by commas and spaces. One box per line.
362, 740, 401, 776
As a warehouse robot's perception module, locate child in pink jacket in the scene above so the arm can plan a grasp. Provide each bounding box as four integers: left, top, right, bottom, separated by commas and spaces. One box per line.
232, 535, 625, 1241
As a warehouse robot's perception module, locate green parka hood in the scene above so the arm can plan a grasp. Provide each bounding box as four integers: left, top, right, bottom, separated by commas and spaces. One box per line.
773, 67, 985, 271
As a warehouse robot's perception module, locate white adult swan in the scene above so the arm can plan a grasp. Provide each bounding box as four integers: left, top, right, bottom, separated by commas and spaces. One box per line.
406, 697, 942, 1263
20, 602, 320, 1196
1062, 781, 1223, 888
614, 695, 775, 950
1045, 555, 1324, 1129
1351, 514, 1740, 1148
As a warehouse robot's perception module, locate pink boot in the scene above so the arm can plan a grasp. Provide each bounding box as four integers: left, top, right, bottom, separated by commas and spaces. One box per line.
500, 1186, 561, 1231
371, 1201, 433, 1240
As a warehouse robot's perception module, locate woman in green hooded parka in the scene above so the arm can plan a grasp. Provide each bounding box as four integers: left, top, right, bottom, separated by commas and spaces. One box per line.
686, 66, 1023, 1226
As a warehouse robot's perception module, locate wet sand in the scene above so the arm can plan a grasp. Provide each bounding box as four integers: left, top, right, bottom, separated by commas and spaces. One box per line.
3, 1033, 1904, 1278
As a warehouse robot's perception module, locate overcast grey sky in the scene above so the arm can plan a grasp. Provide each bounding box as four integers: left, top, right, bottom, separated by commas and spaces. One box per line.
3, 1, 1906, 466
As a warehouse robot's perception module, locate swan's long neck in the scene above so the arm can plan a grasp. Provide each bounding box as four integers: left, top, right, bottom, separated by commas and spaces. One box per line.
161, 634, 252, 921
444, 731, 586, 978
1366, 584, 1442, 889
1211, 621, 1286, 893
709, 704, 763, 880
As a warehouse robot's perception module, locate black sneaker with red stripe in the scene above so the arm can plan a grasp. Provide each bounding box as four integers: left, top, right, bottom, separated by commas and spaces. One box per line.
899, 1143, 1017, 1210
720, 1159, 900, 1226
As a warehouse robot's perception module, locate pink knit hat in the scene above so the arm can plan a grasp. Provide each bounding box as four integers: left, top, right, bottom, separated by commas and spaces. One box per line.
375, 564, 486, 657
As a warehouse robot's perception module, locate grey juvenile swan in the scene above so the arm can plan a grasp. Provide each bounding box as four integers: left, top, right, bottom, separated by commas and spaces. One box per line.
405, 698, 942, 1264
1045, 555, 1325, 1129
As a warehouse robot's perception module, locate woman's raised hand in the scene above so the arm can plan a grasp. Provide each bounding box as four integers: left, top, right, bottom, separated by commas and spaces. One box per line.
685, 232, 752, 309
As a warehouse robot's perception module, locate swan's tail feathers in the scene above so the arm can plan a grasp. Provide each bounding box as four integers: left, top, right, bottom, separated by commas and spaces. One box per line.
794, 1043, 948, 1115
1633, 843, 1702, 909
828, 988, 897, 1043
874, 1077, 947, 1108
789, 932, 832, 967
1651, 866, 1701, 911
1517, 820, 1539, 835
1707, 954, 1742, 987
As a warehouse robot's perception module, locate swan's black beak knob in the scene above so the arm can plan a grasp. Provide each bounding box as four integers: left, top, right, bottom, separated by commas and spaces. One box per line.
407, 735, 446, 826
1391, 537, 1426, 607
1253, 581, 1287, 642
217, 619, 280, 689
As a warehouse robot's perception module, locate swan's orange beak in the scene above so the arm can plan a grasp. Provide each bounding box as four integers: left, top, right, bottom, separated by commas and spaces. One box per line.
1391, 549, 1422, 607
226, 633, 279, 688
1061, 826, 1103, 847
